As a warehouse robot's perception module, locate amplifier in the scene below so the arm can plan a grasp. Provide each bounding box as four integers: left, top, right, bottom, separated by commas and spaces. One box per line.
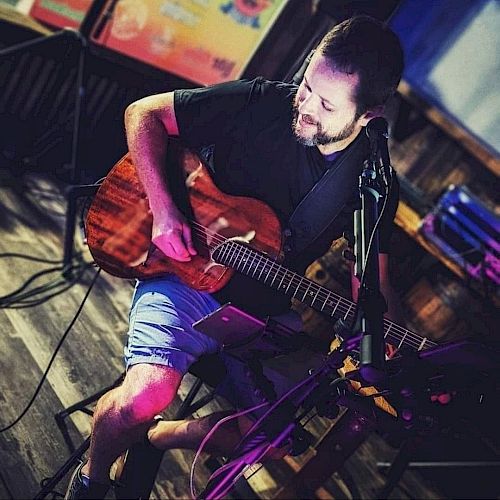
419, 185, 499, 286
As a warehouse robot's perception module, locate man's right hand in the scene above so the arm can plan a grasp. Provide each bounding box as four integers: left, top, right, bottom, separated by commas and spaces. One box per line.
151, 204, 197, 262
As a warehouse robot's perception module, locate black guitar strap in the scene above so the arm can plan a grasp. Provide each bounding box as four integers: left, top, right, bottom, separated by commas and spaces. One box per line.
285, 132, 369, 256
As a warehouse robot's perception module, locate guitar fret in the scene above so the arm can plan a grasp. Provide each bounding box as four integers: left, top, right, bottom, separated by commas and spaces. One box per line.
343, 302, 352, 320
238, 246, 249, 273
264, 259, 274, 283
277, 268, 286, 290
397, 331, 408, 349
231, 244, 242, 270
251, 251, 261, 273
252, 254, 262, 280
384, 323, 392, 339
292, 277, 303, 298
236, 246, 246, 272
320, 294, 338, 316
320, 296, 328, 312
418, 337, 427, 351
234, 245, 244, 269
310, 286, 319, 307
331, 297, 340, 317
236, 245, 247, 274
285, 272, 294, 294
269, 263, 280, 288
250, 251, 259, 277
219, 242, 230, 266
301, 282, 311, 302
224, 242, 234, 267
257, 254, 266, 280
244, 249, 255, 275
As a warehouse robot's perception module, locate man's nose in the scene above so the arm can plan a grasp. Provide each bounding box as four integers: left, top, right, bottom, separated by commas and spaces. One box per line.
298, 93, 318, 116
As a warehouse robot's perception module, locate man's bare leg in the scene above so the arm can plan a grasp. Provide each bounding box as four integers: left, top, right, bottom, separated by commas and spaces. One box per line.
81, 363, 182, 484
148, 412, 289, 461
147, 411, 242, 456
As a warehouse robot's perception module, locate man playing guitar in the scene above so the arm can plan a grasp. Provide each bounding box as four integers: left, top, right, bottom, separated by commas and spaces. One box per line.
66, 15, 405, 499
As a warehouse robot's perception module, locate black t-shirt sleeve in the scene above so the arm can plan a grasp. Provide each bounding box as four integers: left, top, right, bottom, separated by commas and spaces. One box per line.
378, 174, 400, 253
173, 78, 262, 149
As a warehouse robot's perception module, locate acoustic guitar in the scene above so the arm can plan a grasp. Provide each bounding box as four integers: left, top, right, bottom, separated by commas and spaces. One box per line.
86, 145, 445, 498
86, 145, 437, 415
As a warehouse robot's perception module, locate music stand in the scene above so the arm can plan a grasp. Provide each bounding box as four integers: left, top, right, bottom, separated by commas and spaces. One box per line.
1, 2, 118, 277
0, 1, 109, 183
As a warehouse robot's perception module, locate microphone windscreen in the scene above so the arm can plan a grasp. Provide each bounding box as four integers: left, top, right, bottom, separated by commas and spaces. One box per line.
366, 117, 388, 139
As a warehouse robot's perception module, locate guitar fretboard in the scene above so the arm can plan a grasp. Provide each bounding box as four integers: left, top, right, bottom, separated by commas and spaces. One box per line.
212, 239, 436, 353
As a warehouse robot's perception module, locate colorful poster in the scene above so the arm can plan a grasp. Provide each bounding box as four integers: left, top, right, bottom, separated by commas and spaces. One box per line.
91, 0, 287, 85
29, 0, 92, 29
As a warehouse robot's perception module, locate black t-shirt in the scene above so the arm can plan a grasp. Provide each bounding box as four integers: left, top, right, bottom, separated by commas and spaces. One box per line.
174, 78, 399, 317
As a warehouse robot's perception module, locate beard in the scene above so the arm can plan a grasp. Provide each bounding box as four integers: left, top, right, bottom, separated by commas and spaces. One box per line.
292, 104, 358, 147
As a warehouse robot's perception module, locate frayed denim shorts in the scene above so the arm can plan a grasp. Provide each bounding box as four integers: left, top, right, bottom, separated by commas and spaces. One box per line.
123, 276, 324, 419
124, 276, 221, 375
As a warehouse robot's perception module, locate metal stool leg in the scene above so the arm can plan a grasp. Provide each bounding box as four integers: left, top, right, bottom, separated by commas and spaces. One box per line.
55, 374, 124, 452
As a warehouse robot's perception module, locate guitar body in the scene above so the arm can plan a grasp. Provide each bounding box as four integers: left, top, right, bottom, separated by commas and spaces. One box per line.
85, 143, 282, 292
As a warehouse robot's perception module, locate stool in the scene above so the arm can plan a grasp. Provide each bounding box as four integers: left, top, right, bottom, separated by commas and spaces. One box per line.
34, 353, 227, 499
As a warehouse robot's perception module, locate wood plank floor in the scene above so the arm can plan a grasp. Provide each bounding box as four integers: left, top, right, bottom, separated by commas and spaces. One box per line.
0, 165, 497, 499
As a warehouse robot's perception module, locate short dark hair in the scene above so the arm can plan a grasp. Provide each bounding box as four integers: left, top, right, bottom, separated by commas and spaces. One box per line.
317, 15, 404, 115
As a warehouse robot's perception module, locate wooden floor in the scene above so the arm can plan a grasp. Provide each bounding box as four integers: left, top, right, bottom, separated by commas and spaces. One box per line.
0, 165, 497, 500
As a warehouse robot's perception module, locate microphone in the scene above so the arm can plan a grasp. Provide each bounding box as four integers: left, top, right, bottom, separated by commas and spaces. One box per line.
365, 117, 388, 141
365, 117, 391, 187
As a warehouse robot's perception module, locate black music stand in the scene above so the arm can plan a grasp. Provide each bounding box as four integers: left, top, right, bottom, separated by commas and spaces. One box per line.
0, 1, 110, 184
0, 2, 114, 277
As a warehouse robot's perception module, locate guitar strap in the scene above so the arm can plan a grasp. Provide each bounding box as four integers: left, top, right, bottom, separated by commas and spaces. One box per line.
284, 132, 369, 256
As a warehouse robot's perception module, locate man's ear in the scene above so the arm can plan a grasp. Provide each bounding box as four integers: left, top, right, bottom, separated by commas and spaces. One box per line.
358, 106, 385, 127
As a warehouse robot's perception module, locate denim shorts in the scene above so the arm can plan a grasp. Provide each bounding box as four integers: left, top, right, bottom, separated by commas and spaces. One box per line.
123, 276, 324, 416
124, 276, 221, 375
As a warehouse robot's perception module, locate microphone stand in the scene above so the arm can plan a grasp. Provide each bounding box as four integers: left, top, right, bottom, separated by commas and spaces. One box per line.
353, 118, 392, 384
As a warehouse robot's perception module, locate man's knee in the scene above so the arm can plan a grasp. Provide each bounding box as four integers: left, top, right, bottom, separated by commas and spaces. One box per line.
117, 364, 182, 425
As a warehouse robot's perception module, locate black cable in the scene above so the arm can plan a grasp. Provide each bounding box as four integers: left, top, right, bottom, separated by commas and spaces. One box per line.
0, 263, 94, 309
0, 253, 66, 264
0, 261, 88, 306
0, 267, 101, 433
0, 266, 67, 303
1, 262, 87, 301
0, 251, 90, 308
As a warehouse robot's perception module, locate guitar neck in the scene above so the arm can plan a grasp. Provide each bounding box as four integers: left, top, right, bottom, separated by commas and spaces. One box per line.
213, 240, 436, 352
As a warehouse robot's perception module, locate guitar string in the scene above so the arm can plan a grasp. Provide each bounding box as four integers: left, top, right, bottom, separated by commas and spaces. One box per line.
206, 233, 432, 348
188, 229, 429, 352
188, 222, 432, 350
186, 221, 433, 350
